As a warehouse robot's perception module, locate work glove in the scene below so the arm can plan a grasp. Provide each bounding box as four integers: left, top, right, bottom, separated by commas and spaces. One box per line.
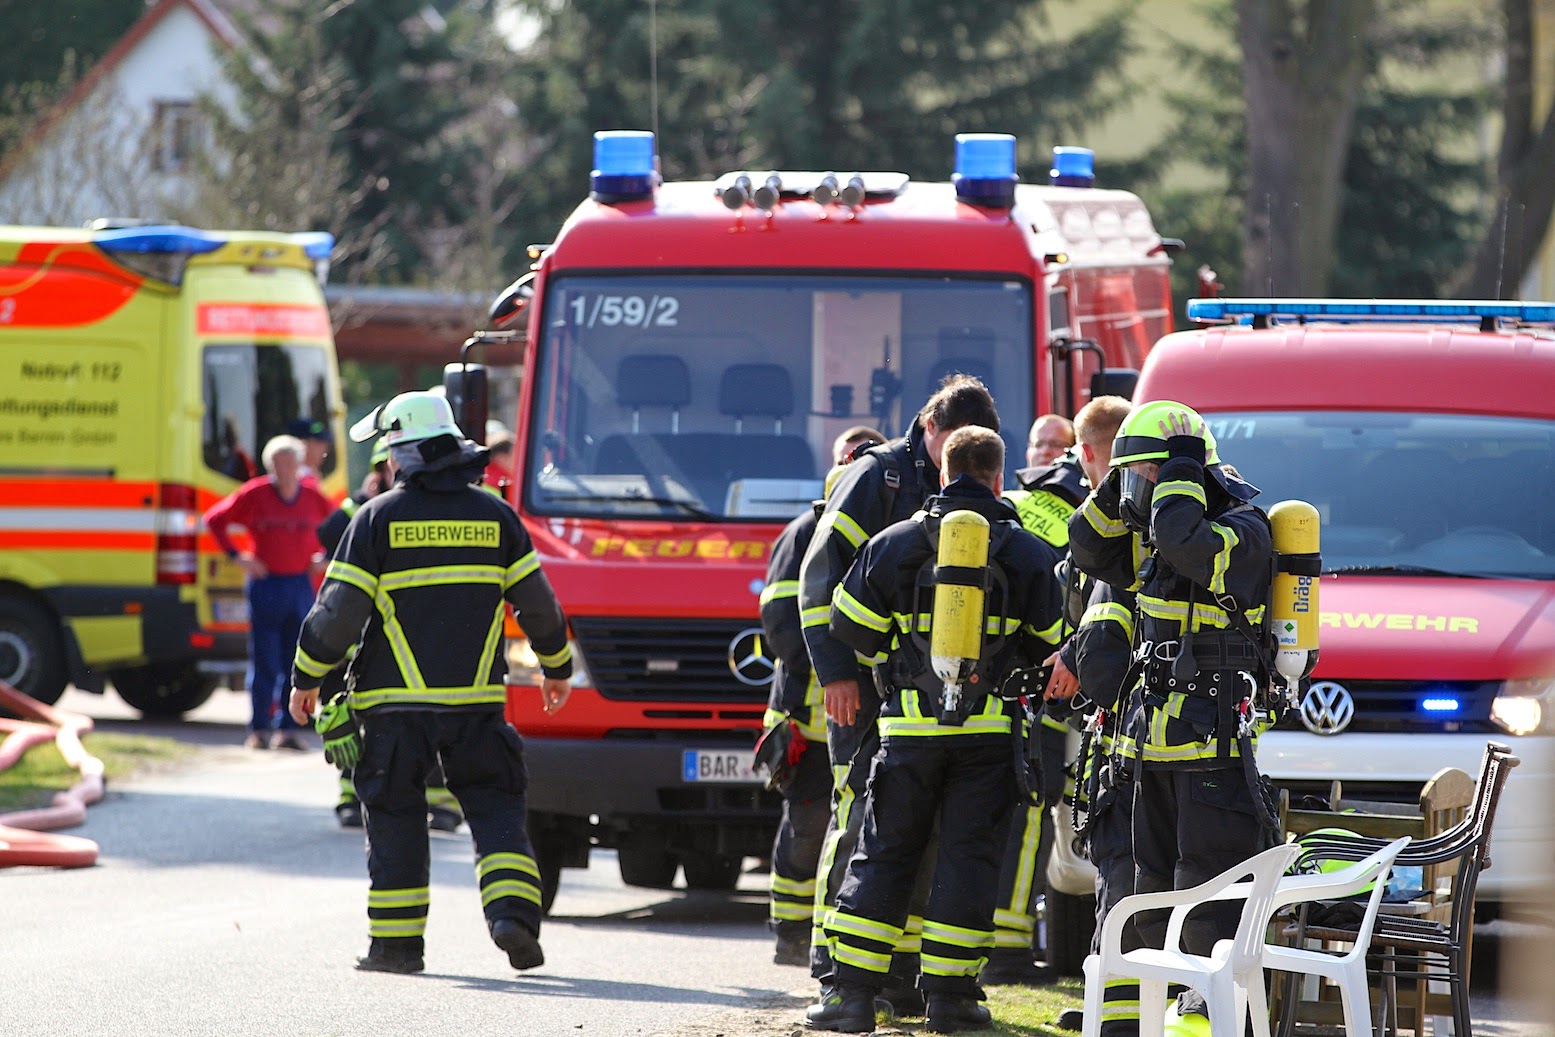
315, 696, 361, 770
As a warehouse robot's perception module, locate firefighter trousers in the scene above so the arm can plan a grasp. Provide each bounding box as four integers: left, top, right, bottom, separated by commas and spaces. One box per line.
770, 744, 832, 938
1130, 764, 1263, 958
354, 709, 543, 950
1091, 779, 1141, 1037
827, 736, 1018, 996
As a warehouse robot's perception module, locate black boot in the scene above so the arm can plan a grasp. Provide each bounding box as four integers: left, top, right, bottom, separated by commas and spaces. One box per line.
774, 926, 810, 966
924, 993, 992, 1033
805, 983, 876, 1032
354, 937, 424, 974
335, 800, 363, 828
491, 918, 544, 970
981, 946, 1053, 986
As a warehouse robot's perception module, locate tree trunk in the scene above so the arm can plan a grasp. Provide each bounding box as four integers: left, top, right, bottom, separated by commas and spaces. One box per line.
1452, 0, 1555, 298
1237, 0, 1376, 296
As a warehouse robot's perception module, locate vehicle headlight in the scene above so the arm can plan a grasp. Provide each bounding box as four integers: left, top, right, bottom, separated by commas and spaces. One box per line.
506, 637, 590, 688
1490, 677, 1555, 736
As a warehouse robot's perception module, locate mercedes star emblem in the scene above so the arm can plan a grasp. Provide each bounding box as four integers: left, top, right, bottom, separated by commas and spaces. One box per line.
1298, 680, 1356, 735
728, 627, 776, 686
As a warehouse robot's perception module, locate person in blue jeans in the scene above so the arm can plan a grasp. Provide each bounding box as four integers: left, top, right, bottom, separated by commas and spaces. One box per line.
204, 435, 334, 748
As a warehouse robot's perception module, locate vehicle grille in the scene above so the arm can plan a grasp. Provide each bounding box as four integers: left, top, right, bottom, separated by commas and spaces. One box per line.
1273, 678, 1501, 734
572, 617, 769, 703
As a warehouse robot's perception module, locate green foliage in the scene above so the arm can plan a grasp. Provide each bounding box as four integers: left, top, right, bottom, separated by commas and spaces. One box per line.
505, 0, 1137, 248
0, 732, 192, 811
1131, 0, 1490, 308
0, 2, 140, 95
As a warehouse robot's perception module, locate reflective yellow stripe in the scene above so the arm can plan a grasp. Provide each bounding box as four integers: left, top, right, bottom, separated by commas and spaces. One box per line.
801, 605, 832, 629
771, 901, 811, 921
827, 910, 904, 945
481, 879, 541, 907
893, 611, 930, 634
1083, 601, 1135, 640
1023, 616, 1064, 644
898, 913, 923, 953
986, 616, 1022, 636
1001, 804, 1042, 922
380, 565, 505, 591
920, 952, 985, 977
823, 510, 869, 549
994, 908, 1035, 935
771, 874, 815, 898
326, 559, 378, 595
1209, 520, 1240, 595
350, 685, 507, 710
477, 852, 540, 879
1082, 497, 1127, 538
1156, 479, 1206, 506
294, 646, 334, 679
505, 551, 540, 588
832, 942, 892, 972
834, 587, 891, 632
759, 579, 799, 606
880, 698, 1011, 737
534, 644, 572, 668
368, 887, 430, 908
924, 918, 995, 949
369, 917, 427, 937
478, 605, 506, 683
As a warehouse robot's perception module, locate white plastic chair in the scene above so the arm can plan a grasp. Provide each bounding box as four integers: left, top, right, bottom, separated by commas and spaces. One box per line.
1081, 842, 1303, 1037
1265, 836, 1411, 1037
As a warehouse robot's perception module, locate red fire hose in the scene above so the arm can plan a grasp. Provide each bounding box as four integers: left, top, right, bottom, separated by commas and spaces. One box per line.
0, 681, 101, 868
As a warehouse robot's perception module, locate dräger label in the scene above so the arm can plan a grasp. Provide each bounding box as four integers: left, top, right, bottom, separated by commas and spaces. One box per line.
388, 520, 500, 549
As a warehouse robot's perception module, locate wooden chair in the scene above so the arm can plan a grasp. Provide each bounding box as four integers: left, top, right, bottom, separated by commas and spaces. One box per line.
1277, 742, 1519, 1037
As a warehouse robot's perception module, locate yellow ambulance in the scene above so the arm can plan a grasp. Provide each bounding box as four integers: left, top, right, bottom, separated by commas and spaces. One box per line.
0, 223, 346, 715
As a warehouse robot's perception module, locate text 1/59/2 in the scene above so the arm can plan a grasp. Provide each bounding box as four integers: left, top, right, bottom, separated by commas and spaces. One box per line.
567, 294, 679, 329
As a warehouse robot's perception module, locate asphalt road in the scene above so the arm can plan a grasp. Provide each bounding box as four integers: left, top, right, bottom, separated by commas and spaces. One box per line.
4, 687, 1550, 1037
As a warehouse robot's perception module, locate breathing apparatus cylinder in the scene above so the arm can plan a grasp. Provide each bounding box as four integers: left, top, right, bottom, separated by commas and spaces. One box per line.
1269, 499, 1321, 699
930, 509, 990, 717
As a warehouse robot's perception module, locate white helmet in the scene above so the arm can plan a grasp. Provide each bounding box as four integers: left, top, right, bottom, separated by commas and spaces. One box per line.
349, 391, 463, 447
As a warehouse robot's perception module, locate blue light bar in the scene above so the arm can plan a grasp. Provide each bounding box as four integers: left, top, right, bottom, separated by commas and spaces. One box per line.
1421, 697, 1462, 713
293, 232, 335, 260
591, 130, 656, 203
1188, 297, 1555, 324
1050, 146, 1095, 188
94, 225, 225, 255
953, 133, 1018, 209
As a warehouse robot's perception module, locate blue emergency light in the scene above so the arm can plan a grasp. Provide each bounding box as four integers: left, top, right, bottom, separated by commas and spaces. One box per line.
953, 133, 1018, 209
591, 130, 657, 203
1420, 697, 1462, 714
1050, 146, 1095, 188
1188, 298, 1555, 324
94, 225, 226, 254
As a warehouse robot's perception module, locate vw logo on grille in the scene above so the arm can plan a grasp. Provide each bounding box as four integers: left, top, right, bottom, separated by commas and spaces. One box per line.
728, 627, 776, 686
1299, 681, 1356, 735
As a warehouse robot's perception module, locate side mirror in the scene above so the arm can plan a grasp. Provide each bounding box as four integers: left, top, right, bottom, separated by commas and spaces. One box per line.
488, 272, 534, 328
1091, 368, 1138, 401
443, 362, 490, 444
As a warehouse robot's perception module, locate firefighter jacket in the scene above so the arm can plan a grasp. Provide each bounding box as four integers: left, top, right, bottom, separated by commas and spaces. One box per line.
316, 493, 367, 559
800, 420, 940, 687
291, 444, 572, 711
1006, 453, 1089, 550
1067, 446, 1271, 767
760, 504, 825, 741
828, 477, 1066, 739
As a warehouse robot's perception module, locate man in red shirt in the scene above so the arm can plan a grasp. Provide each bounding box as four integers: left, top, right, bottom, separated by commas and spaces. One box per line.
205, 435, 334, 749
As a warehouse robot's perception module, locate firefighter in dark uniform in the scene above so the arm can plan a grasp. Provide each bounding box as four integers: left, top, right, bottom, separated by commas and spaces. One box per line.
287, 390, 573, 975
1066, 400, 1274, 1029
809, 426, 1064, 1033
315, 437, 464, 832
759, 428, 886, 966
799, 375, 1000, 1007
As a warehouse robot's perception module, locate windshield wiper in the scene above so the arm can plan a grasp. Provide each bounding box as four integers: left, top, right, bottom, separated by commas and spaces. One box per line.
540, 491, 715, 519
1326, 564, 1491, 579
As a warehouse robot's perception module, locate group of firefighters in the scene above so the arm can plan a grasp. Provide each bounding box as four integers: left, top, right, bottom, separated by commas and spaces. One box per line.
753, 375, 1291, 1034
215, 373, 1290, 1034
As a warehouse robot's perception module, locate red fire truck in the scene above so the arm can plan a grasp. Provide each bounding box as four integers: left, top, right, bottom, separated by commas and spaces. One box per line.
469, 131, 1177, 909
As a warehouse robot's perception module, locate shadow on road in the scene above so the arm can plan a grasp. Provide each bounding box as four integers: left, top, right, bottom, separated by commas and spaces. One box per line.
420, 970, 798, 1009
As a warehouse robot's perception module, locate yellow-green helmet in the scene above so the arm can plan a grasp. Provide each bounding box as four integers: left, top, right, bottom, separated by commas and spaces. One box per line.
1295, 828, 1377, 893
369, 437, 390, 467
1110, 400, 1219, 467
349, 391, 463, 447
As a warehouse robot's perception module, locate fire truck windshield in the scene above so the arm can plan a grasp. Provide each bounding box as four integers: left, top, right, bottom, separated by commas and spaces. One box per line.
525, 274, 1033, 522
1204, 410, 1555, 579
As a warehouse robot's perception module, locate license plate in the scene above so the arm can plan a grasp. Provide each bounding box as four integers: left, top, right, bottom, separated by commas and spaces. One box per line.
212, 597, 249, 624
682, 749, 762, 783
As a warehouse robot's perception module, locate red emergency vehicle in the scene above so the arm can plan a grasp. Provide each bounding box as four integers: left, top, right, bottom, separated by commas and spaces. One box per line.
1136, 298, 1555, 913
482, 131, 1176, 908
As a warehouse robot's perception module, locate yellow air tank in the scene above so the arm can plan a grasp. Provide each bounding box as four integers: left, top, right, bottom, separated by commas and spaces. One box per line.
930, 509, 990, 717
1269, 499, 1321, 698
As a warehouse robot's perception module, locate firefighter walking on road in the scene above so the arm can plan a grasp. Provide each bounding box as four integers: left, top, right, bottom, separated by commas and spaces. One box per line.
287, 390, 574, 975
810, 427, 1065, 1033
1066, 401, 1275, 1031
